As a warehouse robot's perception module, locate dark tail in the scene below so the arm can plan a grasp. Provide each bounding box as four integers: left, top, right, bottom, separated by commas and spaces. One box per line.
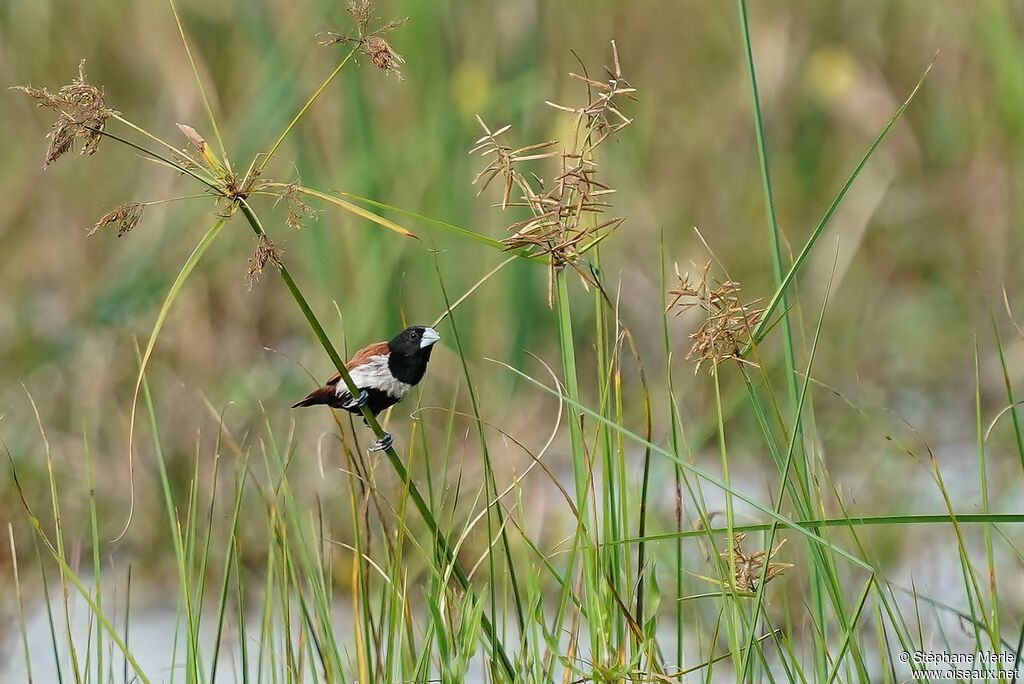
291, 386, 336, 408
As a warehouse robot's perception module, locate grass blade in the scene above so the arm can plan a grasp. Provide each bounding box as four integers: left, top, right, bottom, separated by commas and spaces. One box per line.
293, 186, 418, 238
118, 217, 228, 541
747, 55, 936, 347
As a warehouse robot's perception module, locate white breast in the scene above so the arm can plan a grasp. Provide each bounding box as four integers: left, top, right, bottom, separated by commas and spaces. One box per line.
337, 354, 412, 399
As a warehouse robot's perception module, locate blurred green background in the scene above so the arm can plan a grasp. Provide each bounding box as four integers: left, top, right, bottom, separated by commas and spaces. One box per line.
2, 0, 1023, 605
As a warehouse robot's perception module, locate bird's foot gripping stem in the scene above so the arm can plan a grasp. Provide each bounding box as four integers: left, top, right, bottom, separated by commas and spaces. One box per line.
341, 389, 369, 411
367, 431, 393, 453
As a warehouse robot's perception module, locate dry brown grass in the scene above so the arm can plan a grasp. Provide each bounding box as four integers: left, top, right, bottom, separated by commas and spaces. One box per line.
245, 234, 283, 288
319, 0, 408, 79
667, 261, 765, 372
90, 201, 145, 237
471, 42, 636, 305
12, 60, 118, 168
721, 533, 793, 593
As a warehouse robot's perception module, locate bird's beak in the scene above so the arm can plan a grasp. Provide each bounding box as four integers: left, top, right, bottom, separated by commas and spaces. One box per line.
420, 327, 441, 349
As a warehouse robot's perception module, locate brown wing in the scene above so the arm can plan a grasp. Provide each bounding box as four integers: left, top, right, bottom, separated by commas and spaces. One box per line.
325, 341, 391, 385
292, 340, 390, 408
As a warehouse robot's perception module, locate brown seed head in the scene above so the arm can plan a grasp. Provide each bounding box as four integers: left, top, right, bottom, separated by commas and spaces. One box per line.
348, 0, 373, 32
362, 35, 405, 78
720, 533, 793, 593
13, 60, 119, 168
470, 43, 634, 306
546, 41, 637, 144
246, 234, 283, 289
667, 262, 764, 372
273, 181, 320, 230
90, 202, 145, 237
319, 0, 408, 79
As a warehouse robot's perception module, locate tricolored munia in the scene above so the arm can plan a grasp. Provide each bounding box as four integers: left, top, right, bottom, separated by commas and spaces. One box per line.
292, 325, 440, 451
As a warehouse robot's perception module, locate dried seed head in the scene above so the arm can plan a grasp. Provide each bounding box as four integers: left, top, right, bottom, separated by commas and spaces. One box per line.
362, 35, 405, 78
667, 262, 764, 373
246, 234, 283, 289
319, 0, 408, 79
720, 533, 793, 593
348, 0, 373, 32
470, 43, 634, 306
546, 41, 637, 144
13, 60, 119, 168
90, 202, 145, 237
273, 182, 320, 230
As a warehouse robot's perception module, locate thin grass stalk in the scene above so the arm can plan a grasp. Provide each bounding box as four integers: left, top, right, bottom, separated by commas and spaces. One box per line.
498, 362, 876, 569
815, 477, 909, 684
342, 397, 372, 683
231, 533, 250, 684
552, 268, 605, 667
8, 523, 34, 683
659, 235, 689, 668
181, 442, 206, 682
117, 216, 228, 547
255, 511, 275, 683
330, 191, 524, 255
209, 452, 251, 684
256, 49, 358, 176
24, 521, 152, 684
367, 445, 396, 680
271, 512, 296, 679
710, 366, 745, 674
123, 565, 132, 684
993, 321, 1024, 676
28, 392, 83, 684
590, 249, 628, 655
975, 342, 1001, 652
195, 433, 225, 627
168, 0, 230, 169
992, 315, 1024, 477
744, 58, 935, 349
83, 423, 105, 684
89, 124, 220, 191
871, 598, 893, 684
351, 540, 370, 684
735, 3, 827, 675
434, 265, 527, 638
261, 416, 344, 678
740, 265, 833, 680
734, 0, 801, 422
137, 340, 205, 684
613, 513, 1024, 545
928, 451, 993, 656
740, 284, 863, 674
823, 579, 874, 684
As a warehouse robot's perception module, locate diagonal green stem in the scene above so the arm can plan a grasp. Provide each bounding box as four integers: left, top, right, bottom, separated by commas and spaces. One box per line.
236, 199, 515, 681
743, 56, 935, 351
256, 49, 358, 177
90, 126, 220, 192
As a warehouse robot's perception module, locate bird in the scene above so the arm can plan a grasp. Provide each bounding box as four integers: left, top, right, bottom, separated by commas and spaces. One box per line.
292, 325, 441, 452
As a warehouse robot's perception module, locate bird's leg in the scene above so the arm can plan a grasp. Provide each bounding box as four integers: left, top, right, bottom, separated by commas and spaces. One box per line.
367, 431, 393, 453
341, 389, 369, 411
